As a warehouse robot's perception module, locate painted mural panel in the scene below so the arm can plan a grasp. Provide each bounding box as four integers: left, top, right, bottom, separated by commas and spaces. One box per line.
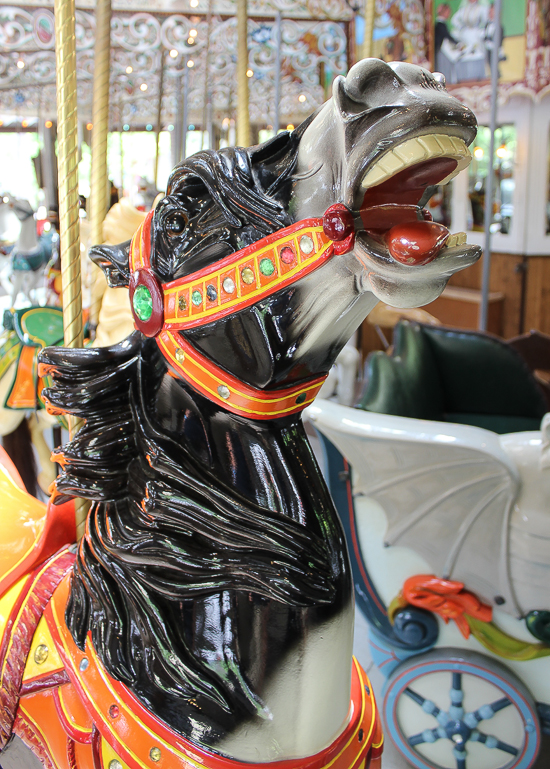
368, 0, 428, 65
433, 0, 526, 85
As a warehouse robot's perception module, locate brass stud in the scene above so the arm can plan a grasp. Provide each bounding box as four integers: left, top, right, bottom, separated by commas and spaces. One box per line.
217, 385, 230, 400
34, 644, 49, 665
175, 348, 185, 364
149, 746, 162, 762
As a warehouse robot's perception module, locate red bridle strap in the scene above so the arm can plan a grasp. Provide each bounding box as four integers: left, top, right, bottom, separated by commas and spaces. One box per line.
128, 206, 355, 420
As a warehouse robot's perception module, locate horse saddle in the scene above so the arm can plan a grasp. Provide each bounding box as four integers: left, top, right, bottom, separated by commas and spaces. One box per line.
12, 242, 49, 272
0, 456, 382, 769
1, 306, 65, 411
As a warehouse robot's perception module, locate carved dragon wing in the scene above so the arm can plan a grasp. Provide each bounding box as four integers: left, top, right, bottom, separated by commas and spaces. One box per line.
307, 399, 521, 616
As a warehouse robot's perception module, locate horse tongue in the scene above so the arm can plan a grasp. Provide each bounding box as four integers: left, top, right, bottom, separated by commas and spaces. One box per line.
386, 220, 449, 266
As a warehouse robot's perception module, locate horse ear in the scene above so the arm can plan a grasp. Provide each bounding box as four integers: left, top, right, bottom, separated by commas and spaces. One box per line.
89, 241, 131, 288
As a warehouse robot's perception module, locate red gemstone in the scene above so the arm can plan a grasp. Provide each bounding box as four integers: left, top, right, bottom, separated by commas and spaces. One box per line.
280, 246, 295, 264
322, 204, 355, 242
109, 704, 119, 718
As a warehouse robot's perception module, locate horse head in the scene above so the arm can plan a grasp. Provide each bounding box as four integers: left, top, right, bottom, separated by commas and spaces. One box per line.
92, 59, 479, 397
294, 57, 480, 306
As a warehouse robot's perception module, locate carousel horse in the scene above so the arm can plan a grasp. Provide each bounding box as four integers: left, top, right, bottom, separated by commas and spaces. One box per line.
0, 59, 480, 769
0, 196, 52, 305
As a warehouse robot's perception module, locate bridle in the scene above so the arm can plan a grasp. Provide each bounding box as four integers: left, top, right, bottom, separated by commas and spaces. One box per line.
128, 204, 355, 420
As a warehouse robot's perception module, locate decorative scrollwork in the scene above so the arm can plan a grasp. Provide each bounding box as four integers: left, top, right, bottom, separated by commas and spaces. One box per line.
0, 7, 350, 125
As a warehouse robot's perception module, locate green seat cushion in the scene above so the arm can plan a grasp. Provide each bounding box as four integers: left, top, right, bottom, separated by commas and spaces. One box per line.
444, 413, 543, 434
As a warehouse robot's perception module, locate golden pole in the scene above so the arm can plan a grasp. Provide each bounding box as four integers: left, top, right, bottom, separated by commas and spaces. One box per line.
55, 0, 88, 538
154, 51, 165, 188
236, 0, 250, 147
89, 0, 112, 332
362, 0, 376, 59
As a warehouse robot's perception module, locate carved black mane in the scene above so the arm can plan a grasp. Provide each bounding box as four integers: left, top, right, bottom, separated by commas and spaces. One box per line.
41, 122, 348, 745
40, 58, 481, 759
42, 333, 337, 739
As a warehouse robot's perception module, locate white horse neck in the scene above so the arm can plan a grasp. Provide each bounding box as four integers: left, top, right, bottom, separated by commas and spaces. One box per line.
16, 216, 38, 253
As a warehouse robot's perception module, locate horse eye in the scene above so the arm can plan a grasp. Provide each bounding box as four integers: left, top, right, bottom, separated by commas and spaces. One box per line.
166, 212, 188, 235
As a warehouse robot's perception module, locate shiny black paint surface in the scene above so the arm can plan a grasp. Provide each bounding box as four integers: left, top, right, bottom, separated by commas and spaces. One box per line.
40, 59, 481, 756
42, 335, 351, 746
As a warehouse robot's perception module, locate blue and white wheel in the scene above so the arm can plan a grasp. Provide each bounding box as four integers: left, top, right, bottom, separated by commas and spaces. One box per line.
383, 649, 541, 769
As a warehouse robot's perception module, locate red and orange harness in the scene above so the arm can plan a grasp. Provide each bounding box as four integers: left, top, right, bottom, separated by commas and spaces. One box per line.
128, 206, 355, 420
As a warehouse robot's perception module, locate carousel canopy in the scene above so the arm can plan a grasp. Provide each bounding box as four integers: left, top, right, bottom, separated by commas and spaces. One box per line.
0, 1, 354, 127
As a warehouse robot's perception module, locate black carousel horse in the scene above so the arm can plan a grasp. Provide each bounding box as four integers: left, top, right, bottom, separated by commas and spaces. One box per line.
0, 59, 481, 769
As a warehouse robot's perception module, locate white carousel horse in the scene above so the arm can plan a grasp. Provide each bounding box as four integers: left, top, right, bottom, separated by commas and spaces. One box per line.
0, 196, 52, 305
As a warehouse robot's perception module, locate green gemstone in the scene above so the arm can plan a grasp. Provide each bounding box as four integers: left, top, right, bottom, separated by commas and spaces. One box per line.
259, 258, 275, 277
295, 392, 307, 405
133, 285, 153, 321
192, 289, 203, 307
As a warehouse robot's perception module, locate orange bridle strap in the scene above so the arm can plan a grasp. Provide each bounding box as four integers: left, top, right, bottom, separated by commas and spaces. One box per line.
128, 207, 354, 420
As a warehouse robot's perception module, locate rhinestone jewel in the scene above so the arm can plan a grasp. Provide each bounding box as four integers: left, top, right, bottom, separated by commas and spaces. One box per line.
259, 258, 275, 276
191, 289, 203, 307
150, 747, 162, 762
109, 761, 123, 769
241, 267, 255, 285
281, 246, 296, 264
295, 392, 307, 405
223, 277, 235, 294
217, 384, 230, 400
34, 644, 49, 665
175, 348, 185, 364
206, 284, 217, 301
178, 295, 187, 312
109, 704, 120, 719
79, 658, 89, 671
299, 235, 314, 254
132, 285, 153, 322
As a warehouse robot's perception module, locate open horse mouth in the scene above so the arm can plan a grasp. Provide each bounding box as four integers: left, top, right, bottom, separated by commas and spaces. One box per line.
353, 131, 476, 281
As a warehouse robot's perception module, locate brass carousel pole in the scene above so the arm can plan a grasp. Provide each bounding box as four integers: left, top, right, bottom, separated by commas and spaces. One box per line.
237, 0, 250, 147
154, 51, 165, 188
362, 0, 376, 59
89, 0, 112, 334
54, 0, 88, 537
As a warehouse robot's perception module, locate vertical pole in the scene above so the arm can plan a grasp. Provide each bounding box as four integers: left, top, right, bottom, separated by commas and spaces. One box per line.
54, 0, 88, 537
41, 120, 58, 213
182, 60, 189, 160
173, 71, 183, 167
119, 98, 124, 195
202, 0, 213, 150
479, 0, 501, 331
237, 0, 250, 147
89, 0, 112, 332
154, 51, 165, 188
273, 12, 282, 135
362, 0, 376, 60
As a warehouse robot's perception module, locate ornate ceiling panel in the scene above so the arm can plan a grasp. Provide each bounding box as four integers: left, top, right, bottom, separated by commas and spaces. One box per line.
0, 1, 354, 21
0, 6, 350, 125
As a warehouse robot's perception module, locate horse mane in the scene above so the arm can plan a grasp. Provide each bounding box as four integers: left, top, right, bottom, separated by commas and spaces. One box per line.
41, 326, 334, 734
152, 120, 313, 280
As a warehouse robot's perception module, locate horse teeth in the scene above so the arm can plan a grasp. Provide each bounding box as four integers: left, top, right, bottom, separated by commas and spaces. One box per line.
445, 232, 466, 248
361, 133, 472, 191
